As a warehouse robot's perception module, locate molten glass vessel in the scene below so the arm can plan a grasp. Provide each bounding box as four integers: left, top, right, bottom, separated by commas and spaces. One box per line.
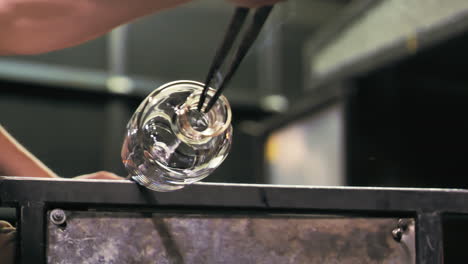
121, 80, 233, 192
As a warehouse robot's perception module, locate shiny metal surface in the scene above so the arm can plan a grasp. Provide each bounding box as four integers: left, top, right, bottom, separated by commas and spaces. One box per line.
47, 211, 415, 264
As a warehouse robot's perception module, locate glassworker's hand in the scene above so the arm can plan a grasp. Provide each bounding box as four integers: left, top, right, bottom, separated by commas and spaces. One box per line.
228, 0, 284, 8
0, 220, 15, 264
74, 171, 123, 180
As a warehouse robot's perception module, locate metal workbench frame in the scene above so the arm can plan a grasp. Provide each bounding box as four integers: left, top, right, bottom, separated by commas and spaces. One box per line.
1, 177, 466, 263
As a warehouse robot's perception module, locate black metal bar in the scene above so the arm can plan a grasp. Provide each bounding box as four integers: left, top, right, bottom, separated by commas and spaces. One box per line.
2, 177, 468, 215
416, 212, 444, 264
18, 201, 45, 264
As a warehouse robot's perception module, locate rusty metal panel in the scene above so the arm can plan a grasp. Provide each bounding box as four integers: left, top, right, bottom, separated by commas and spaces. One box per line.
47, 211, 415, 264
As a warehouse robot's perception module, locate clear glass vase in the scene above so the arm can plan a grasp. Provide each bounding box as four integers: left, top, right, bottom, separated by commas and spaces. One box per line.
121, 80, 233, 192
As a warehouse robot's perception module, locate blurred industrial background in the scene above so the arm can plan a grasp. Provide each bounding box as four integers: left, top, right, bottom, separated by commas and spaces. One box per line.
2, 0, 468, 189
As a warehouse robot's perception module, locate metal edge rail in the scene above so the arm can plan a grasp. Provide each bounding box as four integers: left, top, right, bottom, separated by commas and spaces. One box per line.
1, 176, 467, 213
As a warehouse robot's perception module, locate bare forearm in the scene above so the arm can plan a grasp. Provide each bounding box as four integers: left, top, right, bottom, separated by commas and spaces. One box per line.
0, 125, 58, 178
0, 0, 192, 55
0, 126, 123, 179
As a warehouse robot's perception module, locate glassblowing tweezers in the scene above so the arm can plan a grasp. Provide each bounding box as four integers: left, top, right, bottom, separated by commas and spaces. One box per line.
197, 5, 274, 113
